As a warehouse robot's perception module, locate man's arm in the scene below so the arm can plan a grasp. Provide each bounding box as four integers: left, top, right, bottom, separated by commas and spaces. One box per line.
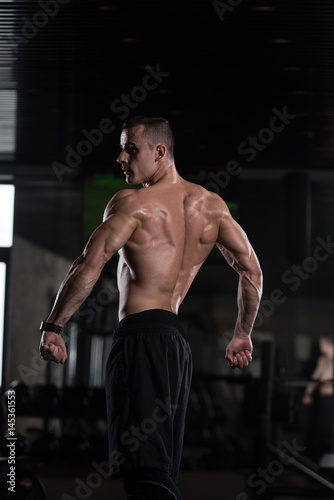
302, 356, 324, 405
39, 191, 137, 364
216, 200, 263, 369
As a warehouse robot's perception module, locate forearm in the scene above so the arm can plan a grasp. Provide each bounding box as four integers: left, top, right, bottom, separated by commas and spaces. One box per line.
304, 364, 322, 396
46, 257, 102, 326
304, 382, 316, 396
234, 270, 262, 338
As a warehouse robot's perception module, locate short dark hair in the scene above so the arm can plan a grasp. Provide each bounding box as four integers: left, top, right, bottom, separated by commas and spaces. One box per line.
122, 115, 175, 160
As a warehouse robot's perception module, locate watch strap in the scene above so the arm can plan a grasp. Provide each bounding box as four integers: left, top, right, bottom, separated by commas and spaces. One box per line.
40, 321, 63, 334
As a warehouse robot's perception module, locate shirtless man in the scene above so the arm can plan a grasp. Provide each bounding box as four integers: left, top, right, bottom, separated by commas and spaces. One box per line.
303, 335, 334, 404
302, 335, 334, 460
39, 116, 262, 499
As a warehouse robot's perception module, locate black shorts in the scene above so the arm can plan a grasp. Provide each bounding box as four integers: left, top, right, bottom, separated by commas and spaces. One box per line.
105, 309, 193, 483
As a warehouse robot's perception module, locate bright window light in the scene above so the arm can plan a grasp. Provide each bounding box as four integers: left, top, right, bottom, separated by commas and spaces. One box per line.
0, 0, 17, 157
0, 184, 15, 247
0, 262, 6, 388
0, 90, 17, 156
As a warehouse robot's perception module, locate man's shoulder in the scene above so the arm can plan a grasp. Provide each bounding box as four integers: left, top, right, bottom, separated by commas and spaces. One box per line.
183, 179, 227, 207
113, 188, 138, 200
103, 188, 140, 220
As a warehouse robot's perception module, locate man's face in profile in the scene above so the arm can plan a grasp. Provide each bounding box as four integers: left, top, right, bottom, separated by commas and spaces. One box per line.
118, 125, 157, 185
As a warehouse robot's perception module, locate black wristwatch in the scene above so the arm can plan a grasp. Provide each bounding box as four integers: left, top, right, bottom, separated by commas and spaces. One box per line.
40, 321, 63, 335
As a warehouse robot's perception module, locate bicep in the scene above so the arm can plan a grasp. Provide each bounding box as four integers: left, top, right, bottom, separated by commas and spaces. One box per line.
216, 212, 254, 271
82, 213, 137, 268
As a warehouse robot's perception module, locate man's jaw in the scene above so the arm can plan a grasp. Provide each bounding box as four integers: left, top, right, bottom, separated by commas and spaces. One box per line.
122, 165, 154, 186
122, 166, 137, 185
122, 166, 132, 177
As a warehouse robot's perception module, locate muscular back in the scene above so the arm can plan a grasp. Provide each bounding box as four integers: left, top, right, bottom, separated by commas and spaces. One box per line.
104, 178, 232, 319
41, 171, 261, 366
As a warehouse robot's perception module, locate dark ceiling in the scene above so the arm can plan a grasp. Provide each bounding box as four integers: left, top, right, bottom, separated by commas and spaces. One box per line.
0, 0, 334, 186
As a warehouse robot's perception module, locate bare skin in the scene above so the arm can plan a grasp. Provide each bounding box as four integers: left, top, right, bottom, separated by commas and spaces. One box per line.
40, 124, 263, 369
303, 337, 334, 405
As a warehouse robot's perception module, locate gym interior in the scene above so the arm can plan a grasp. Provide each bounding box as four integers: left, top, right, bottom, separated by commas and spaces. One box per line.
0, 1, 334, 499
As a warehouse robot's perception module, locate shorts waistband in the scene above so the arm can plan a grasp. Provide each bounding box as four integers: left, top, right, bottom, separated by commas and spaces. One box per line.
114, 309, 186, 339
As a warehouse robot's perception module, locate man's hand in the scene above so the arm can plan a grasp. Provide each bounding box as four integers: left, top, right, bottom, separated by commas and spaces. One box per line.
302, 394, 313, 406
225, 336, 253, 369
39, 331, 68, 364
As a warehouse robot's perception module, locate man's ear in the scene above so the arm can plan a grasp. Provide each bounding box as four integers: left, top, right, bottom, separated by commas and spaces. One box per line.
155, 144, 166, 161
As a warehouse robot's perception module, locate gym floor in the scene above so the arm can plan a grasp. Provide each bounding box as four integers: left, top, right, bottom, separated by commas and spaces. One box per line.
11, 459, 334, 500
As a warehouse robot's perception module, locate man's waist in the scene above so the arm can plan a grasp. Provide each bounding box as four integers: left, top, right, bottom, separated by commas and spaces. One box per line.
114, 308, 186, 338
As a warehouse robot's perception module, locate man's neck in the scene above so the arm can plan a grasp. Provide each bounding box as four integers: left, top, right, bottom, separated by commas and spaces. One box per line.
142, 161, 180, 187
